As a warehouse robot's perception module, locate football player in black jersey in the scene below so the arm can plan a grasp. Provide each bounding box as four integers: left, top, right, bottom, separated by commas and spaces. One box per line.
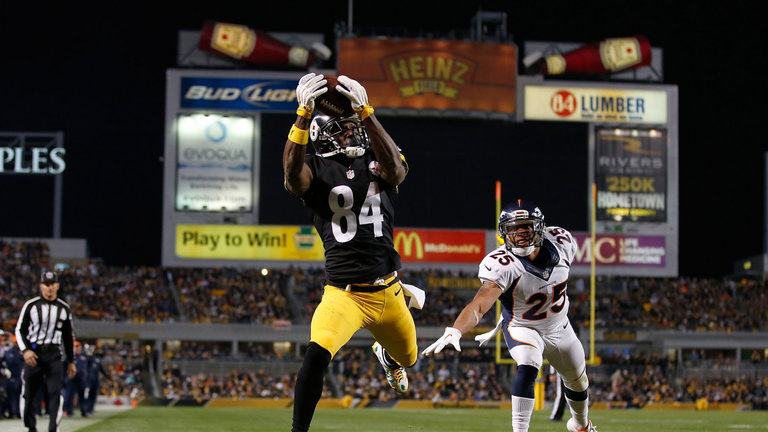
284, 73, 418, 432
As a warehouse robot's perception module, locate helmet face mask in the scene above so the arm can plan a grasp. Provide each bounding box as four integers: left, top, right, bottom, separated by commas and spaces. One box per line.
309, 115, 369, 158
498, 199, 546, 257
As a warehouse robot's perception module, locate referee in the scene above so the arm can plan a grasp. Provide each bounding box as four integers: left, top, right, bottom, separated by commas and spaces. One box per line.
15, 270, 76, 432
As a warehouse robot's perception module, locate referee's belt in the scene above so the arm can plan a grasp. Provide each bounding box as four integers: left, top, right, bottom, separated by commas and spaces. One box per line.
328, 273, 399, 293
34, 344, 59, 352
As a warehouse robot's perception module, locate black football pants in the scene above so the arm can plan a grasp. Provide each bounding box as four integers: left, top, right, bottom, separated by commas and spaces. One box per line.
22, 350, 64, 432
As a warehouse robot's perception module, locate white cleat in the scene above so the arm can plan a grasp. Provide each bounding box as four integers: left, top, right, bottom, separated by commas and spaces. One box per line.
567, 418, 597, 432
372, 342, 408, 394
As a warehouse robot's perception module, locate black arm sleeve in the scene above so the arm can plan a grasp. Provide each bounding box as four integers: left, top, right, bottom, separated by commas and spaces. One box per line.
61, 311, 74, 361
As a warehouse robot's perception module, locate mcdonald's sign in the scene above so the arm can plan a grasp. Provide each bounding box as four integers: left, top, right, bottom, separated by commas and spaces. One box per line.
393, 229, 486, 263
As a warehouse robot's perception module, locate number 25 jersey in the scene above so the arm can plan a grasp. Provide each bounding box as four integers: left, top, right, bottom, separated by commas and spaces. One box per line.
478, 226, 577, 333
302, 151, 406, 284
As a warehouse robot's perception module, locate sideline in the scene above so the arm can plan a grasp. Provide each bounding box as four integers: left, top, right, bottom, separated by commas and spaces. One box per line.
0, 404, 132, 432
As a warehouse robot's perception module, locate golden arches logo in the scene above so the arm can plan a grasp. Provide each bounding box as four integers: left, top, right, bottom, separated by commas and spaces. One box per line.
394, 231, 424, 259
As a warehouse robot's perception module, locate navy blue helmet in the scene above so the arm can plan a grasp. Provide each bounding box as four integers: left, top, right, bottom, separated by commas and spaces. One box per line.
498, 199, 546, 256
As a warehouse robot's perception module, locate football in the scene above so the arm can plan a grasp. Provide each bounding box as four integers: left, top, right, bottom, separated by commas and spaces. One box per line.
315, 74, 355, 117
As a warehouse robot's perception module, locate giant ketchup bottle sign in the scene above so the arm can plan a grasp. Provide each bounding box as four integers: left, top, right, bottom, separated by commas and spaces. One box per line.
538, 35, 652, 76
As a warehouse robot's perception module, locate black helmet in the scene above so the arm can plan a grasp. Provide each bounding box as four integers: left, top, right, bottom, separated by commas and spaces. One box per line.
309, 114, 369, 158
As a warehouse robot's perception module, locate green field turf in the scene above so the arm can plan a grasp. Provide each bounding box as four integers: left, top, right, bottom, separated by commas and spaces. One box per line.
62, 407, 768, 432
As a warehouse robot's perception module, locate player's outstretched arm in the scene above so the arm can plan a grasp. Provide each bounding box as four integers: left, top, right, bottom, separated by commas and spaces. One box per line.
422, 280, 501, 356
452, 280, 502, 335
337, 75, 407, 186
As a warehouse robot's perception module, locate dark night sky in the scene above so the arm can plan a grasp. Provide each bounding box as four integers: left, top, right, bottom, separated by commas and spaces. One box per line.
1, 2, 766, 278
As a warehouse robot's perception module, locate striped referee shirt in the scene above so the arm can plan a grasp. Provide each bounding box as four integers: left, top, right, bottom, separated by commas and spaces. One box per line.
15, 296, 75, 361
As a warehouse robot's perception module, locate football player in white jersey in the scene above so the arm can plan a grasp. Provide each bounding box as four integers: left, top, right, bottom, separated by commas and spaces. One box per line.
422, 199, 597, 432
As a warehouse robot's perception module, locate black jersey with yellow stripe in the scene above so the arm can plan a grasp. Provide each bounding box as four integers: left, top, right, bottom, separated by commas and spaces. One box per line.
302, 150, 405, 284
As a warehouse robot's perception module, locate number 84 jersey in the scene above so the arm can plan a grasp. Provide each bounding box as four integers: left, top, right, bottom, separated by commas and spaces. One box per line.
302, 151, 405, 283
478, 226, 577, 333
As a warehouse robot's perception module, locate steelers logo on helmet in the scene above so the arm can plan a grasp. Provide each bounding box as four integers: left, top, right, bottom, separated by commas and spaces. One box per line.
368, 161, 381, 177
498, 199, 546, 257
309, 114, 370, 158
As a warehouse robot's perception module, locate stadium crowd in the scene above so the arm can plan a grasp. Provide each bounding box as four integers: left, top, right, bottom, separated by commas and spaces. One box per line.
146, 343, 768, 409
1, 240, 767, 411
173, 267, 292, 324
159, 363, 302, 400
331, 347, 507, 403
3, 240, 766, 332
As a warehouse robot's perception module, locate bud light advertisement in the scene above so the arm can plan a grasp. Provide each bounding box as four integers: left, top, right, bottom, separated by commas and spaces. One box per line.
180, 77, 298, 111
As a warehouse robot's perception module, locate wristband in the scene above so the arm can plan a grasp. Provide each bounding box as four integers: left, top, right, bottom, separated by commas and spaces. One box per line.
355, 105, 375, 121
296, 105, 313, 119
288, 125, 309, 145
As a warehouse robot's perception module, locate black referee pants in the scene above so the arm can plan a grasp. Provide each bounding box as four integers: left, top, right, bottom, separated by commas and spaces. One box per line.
22, 350, 64, 432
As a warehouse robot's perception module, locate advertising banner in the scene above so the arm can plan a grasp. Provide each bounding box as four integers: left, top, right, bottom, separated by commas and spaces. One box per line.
595, 127, 667, 222
175, 224, 324, 260
393, 229, 487, 264
571, 232, 666, 267
0, 132, 66, 175
524, 85, 667, 123
174, 225, 666, 269
175, 114, 254, 212
0, 146, 65, 174
175, 225, 486, 263
197, 21, 318, 68
338, 38, 516, 115
180, 77, 298, 111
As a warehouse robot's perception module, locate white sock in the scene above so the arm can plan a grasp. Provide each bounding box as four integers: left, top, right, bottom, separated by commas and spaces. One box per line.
566, 396, 589, 428
511, 395, 535, 432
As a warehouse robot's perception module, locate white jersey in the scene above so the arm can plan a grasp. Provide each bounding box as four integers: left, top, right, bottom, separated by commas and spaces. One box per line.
478, 226, 577, 333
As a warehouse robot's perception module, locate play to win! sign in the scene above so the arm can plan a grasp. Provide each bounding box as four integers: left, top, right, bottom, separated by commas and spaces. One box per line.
175, 224, 487, 264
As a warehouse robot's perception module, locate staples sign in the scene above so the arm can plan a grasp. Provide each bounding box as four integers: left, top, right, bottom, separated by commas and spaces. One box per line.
0, 146, 66, 175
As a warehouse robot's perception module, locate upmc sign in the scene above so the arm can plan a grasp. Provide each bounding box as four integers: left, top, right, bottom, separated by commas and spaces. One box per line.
393, 229, 486, 264
571, 232, 666, 267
